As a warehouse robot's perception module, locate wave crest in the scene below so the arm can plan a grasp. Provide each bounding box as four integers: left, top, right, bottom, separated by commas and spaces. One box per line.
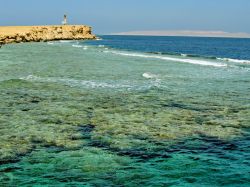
107, 51, 227, 67
20, 75, 132, 89
217, 58, 250, 64
20, 75, 164, 90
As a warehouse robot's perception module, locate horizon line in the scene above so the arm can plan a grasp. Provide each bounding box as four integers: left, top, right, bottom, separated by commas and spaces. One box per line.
109, 30, 250, 39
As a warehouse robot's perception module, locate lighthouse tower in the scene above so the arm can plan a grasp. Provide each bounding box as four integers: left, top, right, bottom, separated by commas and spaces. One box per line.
62, 14, 68, 25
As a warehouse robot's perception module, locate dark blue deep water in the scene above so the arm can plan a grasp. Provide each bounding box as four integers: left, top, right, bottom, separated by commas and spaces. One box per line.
87, 35, 250, 60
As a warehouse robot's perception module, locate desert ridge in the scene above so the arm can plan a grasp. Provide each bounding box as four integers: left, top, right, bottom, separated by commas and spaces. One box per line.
0, 25, 96, 45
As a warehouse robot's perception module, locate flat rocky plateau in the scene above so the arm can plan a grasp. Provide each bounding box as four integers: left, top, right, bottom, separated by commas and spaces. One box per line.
0, 25, 96, 45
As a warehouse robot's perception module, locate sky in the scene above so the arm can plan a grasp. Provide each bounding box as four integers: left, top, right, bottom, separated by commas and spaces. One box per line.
0, 0, 249, 34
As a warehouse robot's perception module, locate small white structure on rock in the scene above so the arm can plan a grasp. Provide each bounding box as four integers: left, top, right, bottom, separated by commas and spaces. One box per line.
62, 14, 68, 25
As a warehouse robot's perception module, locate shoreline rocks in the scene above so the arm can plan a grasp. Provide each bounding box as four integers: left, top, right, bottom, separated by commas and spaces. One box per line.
0, 25, 96, 45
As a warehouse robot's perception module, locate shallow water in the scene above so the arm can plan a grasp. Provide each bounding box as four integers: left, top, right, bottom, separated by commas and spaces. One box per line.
0, 39, 250, 186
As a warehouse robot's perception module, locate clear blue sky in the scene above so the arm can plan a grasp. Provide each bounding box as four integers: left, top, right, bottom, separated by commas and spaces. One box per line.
0, 0, 249, 34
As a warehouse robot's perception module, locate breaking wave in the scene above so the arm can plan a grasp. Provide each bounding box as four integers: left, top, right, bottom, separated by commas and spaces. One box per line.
19, 75, 164, 90
217, 58, 250, 64
20, 75, 131, 88
106, 51, 227, 67
147, 52, 250, 65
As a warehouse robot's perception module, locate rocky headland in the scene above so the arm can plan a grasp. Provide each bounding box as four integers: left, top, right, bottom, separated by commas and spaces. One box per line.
0, 25, 96, 45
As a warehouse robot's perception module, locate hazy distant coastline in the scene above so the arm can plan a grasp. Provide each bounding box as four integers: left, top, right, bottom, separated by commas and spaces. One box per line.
112, 30, 250, 38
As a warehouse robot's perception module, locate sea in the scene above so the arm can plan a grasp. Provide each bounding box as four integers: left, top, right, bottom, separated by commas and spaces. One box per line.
0, 35, 250, 186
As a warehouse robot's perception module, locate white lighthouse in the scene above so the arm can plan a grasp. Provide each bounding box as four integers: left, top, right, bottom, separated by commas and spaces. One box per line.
62, 14, 68, 25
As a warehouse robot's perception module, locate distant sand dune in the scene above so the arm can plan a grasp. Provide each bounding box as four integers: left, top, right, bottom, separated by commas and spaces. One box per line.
112, 30, 250, 38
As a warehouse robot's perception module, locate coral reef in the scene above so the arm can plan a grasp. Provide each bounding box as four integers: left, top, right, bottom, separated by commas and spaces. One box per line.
0, 41, 249, 186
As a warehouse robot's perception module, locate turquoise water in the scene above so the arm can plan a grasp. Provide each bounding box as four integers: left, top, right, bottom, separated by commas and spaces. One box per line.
0, 39, 250, 186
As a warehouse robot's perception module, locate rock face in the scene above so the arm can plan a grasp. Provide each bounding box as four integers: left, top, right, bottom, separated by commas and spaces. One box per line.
0, 25, 96, 45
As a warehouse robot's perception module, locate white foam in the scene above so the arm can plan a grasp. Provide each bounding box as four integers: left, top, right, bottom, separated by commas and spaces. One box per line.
108, 51, 227, 67
47, 42, 54, 45
142, 72, 159, 79
72, 44, 83, 48
60, 40, 73, 43
19, 75, 164, 91
20, 75, 132, 89
98, 45, 105, 48
83, 46, 88, 50
21, 75, 40, 81
217, 58, 250, 64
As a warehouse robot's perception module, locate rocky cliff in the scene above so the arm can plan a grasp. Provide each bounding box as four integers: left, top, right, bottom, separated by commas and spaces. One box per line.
0, 25, 96, 45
